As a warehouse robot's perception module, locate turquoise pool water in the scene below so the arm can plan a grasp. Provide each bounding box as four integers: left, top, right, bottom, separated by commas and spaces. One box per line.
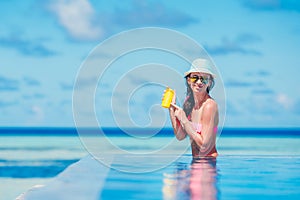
1, 129, 300, 199
99, 155, 300, 200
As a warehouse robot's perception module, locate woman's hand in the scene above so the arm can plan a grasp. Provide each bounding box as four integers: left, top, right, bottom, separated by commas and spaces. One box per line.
171, 89, 176, 105
165, 89, 187, 140
170, 90, 181, 110
174, 107, 188, 126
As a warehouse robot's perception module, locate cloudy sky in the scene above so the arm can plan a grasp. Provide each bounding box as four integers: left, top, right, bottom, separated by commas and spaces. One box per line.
1, 0, 300, 128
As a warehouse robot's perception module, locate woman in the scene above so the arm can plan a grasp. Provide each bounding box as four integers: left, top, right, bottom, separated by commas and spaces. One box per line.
169, 58, 219, 157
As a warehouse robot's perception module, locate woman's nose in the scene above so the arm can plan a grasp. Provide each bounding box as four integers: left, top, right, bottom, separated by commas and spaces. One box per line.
196, 78, 203, 84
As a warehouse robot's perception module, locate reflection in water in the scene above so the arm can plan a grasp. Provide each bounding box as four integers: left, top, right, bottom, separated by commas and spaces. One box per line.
162, 157, 218, 200
162, 162, 190, 200
190, 158, 218, 200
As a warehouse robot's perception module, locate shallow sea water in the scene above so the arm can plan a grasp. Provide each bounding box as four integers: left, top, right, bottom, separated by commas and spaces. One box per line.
1, 132, 300, 200
0, 135, 87, 200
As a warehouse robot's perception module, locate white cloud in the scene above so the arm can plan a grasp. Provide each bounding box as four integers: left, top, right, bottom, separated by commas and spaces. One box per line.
48, 0, 196, 42
49, 0, 102, 40
26, 105, 45, 125
276, 93, 294, 110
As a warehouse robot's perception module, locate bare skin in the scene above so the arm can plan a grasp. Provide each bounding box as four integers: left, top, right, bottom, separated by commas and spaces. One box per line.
168, 72, 219, 157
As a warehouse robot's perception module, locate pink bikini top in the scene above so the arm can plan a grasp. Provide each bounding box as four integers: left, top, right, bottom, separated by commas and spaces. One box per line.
188, 115, 217, 134
192, 122, 218, 134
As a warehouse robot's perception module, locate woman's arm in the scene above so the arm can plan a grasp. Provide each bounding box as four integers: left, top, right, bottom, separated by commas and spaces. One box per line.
174, 108, 203, 144
197, 100, 218, 154
169, 105, 187, 140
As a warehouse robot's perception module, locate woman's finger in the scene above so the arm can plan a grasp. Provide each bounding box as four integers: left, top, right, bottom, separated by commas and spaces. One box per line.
171, 90, 176, 104
170, 103, 180, 110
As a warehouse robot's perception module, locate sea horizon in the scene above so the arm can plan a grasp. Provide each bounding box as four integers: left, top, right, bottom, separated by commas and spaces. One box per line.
0, 127, 300, 136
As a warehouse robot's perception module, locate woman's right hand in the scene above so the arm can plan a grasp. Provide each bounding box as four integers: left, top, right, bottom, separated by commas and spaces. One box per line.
169, 90, 178, 111
174, 107, 188, 125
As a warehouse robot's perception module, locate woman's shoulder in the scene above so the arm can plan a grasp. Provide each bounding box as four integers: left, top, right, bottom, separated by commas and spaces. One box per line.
202, 98, 218, 112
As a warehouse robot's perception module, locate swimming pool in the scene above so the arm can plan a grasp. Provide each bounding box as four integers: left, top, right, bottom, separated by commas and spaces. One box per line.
101, 155, 300, 200
17, 132, 300, 200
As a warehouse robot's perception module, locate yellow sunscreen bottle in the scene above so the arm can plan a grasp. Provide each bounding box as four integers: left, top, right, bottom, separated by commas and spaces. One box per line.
161, 87, 174, 108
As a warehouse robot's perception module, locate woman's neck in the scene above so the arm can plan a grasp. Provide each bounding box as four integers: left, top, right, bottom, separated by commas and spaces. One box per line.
193, 92, 209, 109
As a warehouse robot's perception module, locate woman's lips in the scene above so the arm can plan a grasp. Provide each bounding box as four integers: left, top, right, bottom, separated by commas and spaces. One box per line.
194, 84, 204, 91
195, 83, 204, 88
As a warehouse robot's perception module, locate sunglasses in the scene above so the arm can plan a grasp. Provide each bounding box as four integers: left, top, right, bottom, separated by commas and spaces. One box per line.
189, 75, 210, 84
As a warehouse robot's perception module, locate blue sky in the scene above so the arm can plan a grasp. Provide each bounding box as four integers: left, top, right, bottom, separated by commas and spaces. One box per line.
0, 0, 300, 128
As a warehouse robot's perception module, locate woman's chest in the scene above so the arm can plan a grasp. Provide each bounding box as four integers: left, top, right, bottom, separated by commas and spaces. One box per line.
190, 108, 203, 123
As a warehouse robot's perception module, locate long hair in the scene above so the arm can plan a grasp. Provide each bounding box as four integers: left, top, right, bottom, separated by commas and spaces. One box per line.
183, 75, 215, 117
183, 79, 194, 117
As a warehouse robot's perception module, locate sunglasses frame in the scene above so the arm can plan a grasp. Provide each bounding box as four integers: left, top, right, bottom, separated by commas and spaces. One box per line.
188, 75, 210, 85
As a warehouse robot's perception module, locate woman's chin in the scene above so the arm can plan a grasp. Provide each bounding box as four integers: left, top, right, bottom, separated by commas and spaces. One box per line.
193, 88, 204, 93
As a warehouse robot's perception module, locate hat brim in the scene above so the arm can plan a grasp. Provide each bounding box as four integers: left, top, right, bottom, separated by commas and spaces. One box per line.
184, 69, 216, 77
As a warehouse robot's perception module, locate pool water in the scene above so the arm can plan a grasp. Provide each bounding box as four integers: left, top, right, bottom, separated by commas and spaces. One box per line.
98, 155, 300, 200
217, 156, 300, 199
19, 135, 300, 200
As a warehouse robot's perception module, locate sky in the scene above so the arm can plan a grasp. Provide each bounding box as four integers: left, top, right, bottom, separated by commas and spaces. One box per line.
0, 0, 300, 128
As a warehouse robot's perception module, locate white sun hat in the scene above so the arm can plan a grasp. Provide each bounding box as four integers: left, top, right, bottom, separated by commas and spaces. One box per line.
184, 58, 216, 77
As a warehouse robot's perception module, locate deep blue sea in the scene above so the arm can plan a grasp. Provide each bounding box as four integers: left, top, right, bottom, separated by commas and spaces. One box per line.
1, 128, 300, 200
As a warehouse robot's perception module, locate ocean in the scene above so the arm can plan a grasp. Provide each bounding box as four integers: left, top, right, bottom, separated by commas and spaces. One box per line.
1, 128, 300, 200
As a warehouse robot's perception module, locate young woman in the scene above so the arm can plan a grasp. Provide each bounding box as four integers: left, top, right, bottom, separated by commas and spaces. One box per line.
169, 58, 219, 157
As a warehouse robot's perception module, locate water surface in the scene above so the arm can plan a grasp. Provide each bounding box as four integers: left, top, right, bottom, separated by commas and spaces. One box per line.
1, 128, 300, 199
